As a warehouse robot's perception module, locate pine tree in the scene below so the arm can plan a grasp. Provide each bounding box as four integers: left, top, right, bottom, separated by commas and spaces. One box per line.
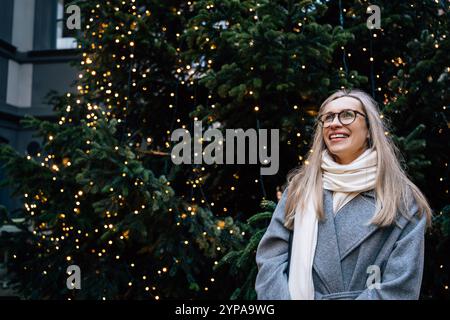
0, 0, 244, 299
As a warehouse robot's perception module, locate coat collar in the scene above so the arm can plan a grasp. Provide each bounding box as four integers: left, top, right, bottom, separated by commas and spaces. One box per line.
313, 189, 380, 292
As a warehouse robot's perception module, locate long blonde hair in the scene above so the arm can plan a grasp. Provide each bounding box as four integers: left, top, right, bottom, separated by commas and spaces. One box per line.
284, 88, 433, 229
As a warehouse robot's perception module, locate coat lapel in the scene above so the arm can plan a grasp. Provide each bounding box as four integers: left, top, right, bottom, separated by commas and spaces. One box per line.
313, 189, 380, 293
313, 189, 345, 293
333, 189, 380, 261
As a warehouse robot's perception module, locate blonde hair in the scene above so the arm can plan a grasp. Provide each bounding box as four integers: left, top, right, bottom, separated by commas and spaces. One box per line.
284, 88, 432, 229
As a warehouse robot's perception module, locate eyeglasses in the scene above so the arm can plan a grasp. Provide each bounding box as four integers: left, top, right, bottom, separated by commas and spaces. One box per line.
317, 109, 367, 128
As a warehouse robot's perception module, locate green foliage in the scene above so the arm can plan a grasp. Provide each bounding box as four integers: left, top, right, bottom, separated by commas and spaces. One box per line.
391, 125, 432, 184
216, 199, 275, 300
0, 112, 244, 299
435, 205, 450, 237
0, 0, 245, 299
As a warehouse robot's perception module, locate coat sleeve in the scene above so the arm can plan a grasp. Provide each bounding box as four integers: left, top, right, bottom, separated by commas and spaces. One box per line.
255, 190, 292, 300
355, 199, 427, 300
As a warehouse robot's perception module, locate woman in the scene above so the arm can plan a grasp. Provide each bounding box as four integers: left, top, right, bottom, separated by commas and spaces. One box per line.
255, 89, 432, 300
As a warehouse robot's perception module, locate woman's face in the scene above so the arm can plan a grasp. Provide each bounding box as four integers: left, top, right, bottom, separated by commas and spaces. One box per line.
321, 96, 369, 164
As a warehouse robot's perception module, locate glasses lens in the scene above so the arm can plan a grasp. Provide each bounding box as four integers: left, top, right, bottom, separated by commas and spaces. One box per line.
340, 110, 356, 124
320, 114, 333, 126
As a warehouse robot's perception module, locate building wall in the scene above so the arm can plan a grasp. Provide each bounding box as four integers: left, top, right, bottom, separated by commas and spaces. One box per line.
0, 0, 14, 44
32, 62, 76, 109
0, 0, 77, 216
0, 58, 8, 104
34, 0, 58, 50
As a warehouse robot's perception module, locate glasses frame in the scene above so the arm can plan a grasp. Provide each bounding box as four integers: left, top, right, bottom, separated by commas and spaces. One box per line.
317, 109, 367, 128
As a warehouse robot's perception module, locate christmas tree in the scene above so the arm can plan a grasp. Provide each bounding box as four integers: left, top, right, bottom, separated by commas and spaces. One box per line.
0, 0, 244, 299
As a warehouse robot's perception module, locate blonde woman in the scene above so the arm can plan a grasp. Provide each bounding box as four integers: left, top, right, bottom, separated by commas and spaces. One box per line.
255, 89, 432, 300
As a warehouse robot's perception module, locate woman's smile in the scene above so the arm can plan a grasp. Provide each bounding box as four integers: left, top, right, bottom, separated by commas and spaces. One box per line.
330, 137, 347, 142
328, 132, 350, 143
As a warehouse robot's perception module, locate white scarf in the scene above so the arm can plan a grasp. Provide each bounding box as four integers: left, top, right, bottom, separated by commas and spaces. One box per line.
288, 147, 377, 300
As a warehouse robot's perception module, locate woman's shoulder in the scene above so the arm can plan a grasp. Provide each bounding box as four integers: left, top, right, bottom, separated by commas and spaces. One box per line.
359, 187, 426, 229
396, 186, 428, 229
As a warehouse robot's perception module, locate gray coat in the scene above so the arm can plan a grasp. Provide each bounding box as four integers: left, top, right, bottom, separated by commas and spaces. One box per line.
255, 188, 427, 300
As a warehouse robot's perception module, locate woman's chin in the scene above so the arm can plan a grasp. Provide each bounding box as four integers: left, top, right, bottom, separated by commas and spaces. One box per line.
327, 145, 348, 155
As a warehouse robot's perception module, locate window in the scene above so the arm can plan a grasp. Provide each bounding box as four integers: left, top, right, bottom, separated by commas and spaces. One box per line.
56, 0, 77, 49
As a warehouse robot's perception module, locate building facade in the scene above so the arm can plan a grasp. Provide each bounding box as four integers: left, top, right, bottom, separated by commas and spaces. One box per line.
0, 0, 78, 215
